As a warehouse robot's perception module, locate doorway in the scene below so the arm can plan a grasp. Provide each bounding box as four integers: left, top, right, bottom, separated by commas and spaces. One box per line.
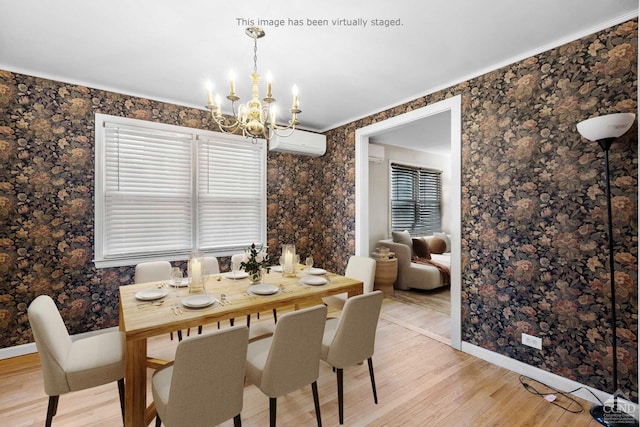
354, 95, 462, 350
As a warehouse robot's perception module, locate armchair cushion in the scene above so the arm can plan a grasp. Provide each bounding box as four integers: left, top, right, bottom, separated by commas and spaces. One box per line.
392, 230, 413, 252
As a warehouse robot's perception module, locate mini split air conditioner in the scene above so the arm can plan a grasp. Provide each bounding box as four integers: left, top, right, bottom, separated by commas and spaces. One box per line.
368, 144, 385, 163
269, 129, 326, 157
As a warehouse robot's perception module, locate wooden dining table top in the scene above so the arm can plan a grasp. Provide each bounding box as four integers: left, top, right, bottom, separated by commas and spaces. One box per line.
119, 266, 363, 341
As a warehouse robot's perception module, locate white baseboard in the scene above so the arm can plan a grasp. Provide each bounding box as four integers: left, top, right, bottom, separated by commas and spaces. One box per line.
461, 342, 639, 420
0, 342, 37, 359
0, 327, 119, 360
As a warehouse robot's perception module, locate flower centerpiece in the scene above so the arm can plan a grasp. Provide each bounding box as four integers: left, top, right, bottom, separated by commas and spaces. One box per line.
240, 243, 271, 284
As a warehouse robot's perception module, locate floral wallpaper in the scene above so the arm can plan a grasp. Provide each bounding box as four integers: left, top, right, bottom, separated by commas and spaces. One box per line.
460, 21, 638, 401
0, 18, 637, 401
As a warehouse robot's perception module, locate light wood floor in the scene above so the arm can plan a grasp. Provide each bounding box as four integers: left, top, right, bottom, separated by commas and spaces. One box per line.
382, 288, 452, 344
0, 298, 600, 427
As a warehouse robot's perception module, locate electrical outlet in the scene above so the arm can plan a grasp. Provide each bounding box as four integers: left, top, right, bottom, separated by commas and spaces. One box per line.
522, 333, 542, 350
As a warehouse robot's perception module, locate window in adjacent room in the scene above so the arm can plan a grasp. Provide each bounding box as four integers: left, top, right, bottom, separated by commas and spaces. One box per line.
94, 113, 266, 268
390, 162, 441, 235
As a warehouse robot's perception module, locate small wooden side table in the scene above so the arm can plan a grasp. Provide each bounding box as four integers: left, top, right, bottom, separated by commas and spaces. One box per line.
373, 257, 398, 296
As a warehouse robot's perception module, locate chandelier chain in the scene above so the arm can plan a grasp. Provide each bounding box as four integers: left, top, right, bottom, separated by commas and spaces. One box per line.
253, 38, 258, 74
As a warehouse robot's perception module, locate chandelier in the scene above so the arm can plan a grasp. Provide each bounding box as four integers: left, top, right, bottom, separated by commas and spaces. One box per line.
205, 26, 301, 142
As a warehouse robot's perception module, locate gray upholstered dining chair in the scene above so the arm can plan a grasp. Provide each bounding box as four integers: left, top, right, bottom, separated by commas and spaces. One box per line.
245, 305, 328, 427
28, 295, 125, 427
152, 325, 249, 427
323, 255, 376, 310
135, 260, 187, 340
321, 290, 384, 424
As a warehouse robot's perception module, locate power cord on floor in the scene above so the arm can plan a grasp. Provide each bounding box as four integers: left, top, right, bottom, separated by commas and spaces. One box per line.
519, 375, 604, 414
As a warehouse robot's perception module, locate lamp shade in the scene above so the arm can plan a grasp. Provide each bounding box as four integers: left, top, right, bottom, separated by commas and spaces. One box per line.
577, 113, 635, 141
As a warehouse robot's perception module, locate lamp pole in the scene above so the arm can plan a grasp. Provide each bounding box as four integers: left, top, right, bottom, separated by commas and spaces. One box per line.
588, 136, 639, 427
599, 137, 618, 396
577, 112, 636, 427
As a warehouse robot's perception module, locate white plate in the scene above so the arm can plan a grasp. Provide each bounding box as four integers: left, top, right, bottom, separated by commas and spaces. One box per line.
248, 284, 279, 295
270, 265, 283, 272
135, 288, 169, 301
303, 267, 327, 275
223, 271, 249, 279
181, 295, 217, 308
166, 278, 190, 288
299, 276, 328, 286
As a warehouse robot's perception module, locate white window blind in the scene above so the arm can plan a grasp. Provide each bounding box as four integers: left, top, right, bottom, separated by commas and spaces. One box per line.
390, 163, 441, 235
197, 135, 266, 252
95, 113, 266, 268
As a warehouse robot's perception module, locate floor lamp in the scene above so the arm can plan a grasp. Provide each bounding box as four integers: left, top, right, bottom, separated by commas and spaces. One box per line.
577, 112, 637, 427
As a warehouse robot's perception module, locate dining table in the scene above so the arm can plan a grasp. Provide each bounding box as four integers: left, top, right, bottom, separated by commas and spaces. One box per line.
119, 265, 363, 427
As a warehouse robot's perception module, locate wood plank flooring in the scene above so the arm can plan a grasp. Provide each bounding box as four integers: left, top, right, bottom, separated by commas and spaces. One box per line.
382, 287, 451, 343
389, 287, 452, 316
0, 300, 600, 427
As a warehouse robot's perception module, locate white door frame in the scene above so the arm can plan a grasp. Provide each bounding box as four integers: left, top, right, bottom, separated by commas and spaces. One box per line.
354, 95, 462, 349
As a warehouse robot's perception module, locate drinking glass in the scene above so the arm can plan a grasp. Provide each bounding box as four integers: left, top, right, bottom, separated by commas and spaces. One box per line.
231, 260, 240, 279
171, 267, 183, 287
279, 255, 285, 276
171, 267, 182, 298
305, 256, 314, 269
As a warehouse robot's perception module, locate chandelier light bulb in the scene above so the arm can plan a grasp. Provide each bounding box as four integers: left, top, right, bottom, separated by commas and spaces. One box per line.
206, 81, 214, 105
214, 94, 222, 116
266, 71, 273, 99
292, 85, 299, 110
229, 71, 237, 97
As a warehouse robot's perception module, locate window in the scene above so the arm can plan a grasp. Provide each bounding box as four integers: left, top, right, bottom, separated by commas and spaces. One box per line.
390, 162, 441, 235
94, 114, 266, 268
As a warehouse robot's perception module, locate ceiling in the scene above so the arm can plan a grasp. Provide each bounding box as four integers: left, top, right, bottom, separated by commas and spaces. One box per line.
0, 0, 637, 139
369, 111, 452, 155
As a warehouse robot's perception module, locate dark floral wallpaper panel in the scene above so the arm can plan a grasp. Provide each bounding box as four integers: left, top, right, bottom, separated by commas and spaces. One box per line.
459, 21, 638, 400
0, 19, 637, 401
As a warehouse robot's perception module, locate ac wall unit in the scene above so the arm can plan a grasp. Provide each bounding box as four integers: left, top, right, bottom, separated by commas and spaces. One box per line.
269, 129, 326, 157
368, 144, 385, 163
